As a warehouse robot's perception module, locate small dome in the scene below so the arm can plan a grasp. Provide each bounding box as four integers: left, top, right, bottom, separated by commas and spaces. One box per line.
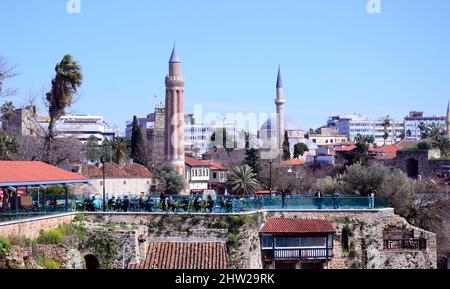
260, 116, 304, 132
302, 139, 319, 150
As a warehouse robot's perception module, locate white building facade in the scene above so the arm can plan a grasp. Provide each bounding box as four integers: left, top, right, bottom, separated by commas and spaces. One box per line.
404, 111, 446, 140
327, 114, 404, 146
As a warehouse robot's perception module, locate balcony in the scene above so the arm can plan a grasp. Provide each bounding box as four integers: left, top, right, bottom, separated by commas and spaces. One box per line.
383, 239, 427, 251
262, 248, 334, 261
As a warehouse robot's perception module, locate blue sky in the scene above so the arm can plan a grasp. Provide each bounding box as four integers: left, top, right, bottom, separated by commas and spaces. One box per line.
1, 0, 450, 132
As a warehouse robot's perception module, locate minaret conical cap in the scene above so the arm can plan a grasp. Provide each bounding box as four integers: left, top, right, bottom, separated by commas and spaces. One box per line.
169, 43, 181, 63
276, 65, 283, 88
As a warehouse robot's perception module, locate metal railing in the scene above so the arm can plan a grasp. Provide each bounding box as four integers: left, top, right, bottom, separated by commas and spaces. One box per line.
383, 239, 427, 251
262, 248, 334, 260
0, 195, 390, 223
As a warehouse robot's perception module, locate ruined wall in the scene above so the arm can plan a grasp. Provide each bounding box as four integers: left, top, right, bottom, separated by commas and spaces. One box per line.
0, 214, 75, 240
82, 209, 437, 269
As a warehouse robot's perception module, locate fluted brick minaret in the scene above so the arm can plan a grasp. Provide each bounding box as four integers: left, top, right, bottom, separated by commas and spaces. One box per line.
275, 66, 286, 150
164, 44, 185, 178
447, 101, 450, 139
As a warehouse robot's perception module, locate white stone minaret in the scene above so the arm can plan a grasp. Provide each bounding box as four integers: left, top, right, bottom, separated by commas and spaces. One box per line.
275, 66, 286, 150
164, 44, 185, 178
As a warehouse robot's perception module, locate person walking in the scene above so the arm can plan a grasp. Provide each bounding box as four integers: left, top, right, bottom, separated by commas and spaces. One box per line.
332, 190, 340, 210
315, 190, 323, 209
281, 191, 288, 208
368, 192, 375, 209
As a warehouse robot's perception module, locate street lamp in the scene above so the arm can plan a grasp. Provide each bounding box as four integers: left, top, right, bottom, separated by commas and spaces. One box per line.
100, 156, 106, 212
269, 159, 273, 195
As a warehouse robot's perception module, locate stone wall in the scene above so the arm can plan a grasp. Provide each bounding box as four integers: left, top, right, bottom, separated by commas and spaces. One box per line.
82, 209, 437, 269
0, 214, 75, 240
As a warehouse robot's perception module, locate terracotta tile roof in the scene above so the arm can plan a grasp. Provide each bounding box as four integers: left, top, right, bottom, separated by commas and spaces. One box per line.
278, 159, 306, 167
128, 242, 228, 269
0, 161, 88, 186
123, 163, 152, 178
373, 145, 401, 160
334, 145, 356, 152
185, 156, 210, 167
261, 218, 336, 234
209, 162, 227, 171
81, 165, 103, 179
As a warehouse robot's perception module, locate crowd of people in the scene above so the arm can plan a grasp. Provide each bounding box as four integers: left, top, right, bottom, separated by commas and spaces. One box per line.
78, 191, 377, 212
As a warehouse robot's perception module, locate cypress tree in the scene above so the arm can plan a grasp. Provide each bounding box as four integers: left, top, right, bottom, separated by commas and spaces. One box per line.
282, 131, 291, 161
131, 116, 147, 166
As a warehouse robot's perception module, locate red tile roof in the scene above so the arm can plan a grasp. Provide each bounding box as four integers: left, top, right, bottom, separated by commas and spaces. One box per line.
128, 242, 228, 269
81, 165, 103, 179
278, 159, 306, 167
372, 145, 401, 160
0, 161, 88, 186
185, 156, 210, 167
261, 218, 336, 234
123, 163, 152, 178
334, 145, 357, 152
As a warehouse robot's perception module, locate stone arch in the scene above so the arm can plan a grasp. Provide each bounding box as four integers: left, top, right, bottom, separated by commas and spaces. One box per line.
84, 254, 100, 270
406, 158, 419, 178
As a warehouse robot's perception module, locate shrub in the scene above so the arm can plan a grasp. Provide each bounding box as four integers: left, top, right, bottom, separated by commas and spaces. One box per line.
37, 255, 61, 269
226, 235, 240, 247
0, 238, 11, 254
73, 213, 86, 222
417, 141, 431, 150
37, 229, 64, 244
350, 261, 361, 269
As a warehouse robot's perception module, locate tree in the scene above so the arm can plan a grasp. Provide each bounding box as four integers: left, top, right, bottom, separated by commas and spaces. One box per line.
342, 141, 371, 167
354, 134, 374, 144
312, 176, 339, 195
293, 143, 309, 159
282, 131, 290, 161
383, 118, 391, 146
227, 165, 260, 196
242, 148, 261, 176
340, 162, 390, 196
111, 137, 129, 165
86, 136, 101, 163
0, 132, 18, 160
44, 55, 82, 164
0, 56, 18, 98
210, 127, 234, 151
153, 165, 185, 195
130, 116, 147, 166
0, 101, 16, 130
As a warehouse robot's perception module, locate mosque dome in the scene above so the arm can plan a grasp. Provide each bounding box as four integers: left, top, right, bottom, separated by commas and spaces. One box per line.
260, 116, 304, 132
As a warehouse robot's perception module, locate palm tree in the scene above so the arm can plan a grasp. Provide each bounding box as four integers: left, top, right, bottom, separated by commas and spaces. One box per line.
0, 101, 16, 129
227, 165, 260, 196
44, 55, 82, 164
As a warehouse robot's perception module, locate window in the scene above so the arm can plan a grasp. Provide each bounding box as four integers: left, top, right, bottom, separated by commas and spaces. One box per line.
274, 237, 327, 249
213, 172, 217, 178
261, 235, 273, 249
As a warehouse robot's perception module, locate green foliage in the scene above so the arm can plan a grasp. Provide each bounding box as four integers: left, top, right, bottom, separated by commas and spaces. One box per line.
341, 162, 390, 196
87, 231, 118, 268
73, 213, 86, 223
348, 242, 357, 259
131, 115, 147, 166
153, 165, 185, 195
293, 142, 309, 159
0, 238, 12, 254
350, 261, 361, 269
343, 225, 354, 237
0, 131, 18, 160
36, 223, 86, 245
417, 141, 431, 150
210, 128, 235, 151
282, 131, 291, 161
226, 235, 240, 248
312, 176, 339, 195
342, 142, 371, 166
242, 148, 261, 176
227, 165, 260, 195
37, 255, 61, 269
85, 135, 102, 162
37, 229, 65, 245
354, 134, 374, 144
